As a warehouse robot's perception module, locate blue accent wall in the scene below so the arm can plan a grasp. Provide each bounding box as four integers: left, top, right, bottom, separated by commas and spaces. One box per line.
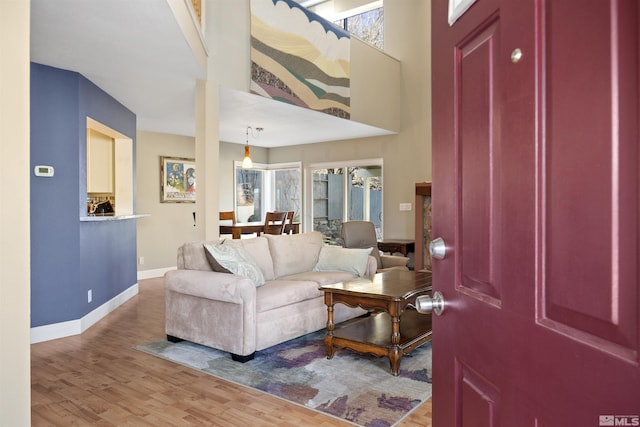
30, 63, 137, 328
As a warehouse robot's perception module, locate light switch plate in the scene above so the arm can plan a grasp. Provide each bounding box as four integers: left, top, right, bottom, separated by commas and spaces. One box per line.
399, 203, 412, 211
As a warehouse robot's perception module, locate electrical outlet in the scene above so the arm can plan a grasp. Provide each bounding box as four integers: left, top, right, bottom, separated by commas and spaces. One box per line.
139, 256, 145, 265
399, 203, 412, 211
88, 289, 92, 303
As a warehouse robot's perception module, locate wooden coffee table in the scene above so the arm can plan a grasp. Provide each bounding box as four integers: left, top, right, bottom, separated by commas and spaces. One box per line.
320, 270, 433, 375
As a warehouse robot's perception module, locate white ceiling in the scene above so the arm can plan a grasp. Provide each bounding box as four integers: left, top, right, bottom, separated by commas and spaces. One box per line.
30, 0, 394, 148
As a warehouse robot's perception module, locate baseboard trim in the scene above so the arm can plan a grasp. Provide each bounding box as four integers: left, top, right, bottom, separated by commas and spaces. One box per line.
137, 266, 175, 280
30, 283, 139, 344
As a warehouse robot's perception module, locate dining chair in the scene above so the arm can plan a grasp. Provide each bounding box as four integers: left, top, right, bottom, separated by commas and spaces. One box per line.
263, 211, 287, 235
284, 211, 295, 234
219, 211, 236, 224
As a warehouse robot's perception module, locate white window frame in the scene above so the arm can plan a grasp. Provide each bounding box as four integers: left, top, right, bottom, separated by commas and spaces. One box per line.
304, 158, 383, 234
234, 161, 303, 223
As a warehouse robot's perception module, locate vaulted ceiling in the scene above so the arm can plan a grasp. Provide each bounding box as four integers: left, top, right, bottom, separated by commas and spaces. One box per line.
30, 0, 392, 147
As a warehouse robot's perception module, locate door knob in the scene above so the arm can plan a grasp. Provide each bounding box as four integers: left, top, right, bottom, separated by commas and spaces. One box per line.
429, 237, 447, 260
415, 291, 445, 316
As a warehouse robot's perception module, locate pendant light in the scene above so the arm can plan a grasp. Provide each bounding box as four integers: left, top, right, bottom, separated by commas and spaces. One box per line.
242, 126, 253, 168
242, 126, 263, 169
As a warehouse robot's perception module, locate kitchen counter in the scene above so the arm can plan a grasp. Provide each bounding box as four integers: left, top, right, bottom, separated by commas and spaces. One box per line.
80, 213, 150, 222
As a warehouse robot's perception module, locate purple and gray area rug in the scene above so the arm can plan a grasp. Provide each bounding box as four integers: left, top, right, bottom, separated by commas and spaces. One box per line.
137, 328, 432, 427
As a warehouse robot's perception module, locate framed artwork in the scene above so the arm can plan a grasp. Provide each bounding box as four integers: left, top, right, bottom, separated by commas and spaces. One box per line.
160, 156, 196, 203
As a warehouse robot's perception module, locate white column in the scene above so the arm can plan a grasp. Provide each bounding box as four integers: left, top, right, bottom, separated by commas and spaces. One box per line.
195, 79, 220, 240
0, 0, 31, 425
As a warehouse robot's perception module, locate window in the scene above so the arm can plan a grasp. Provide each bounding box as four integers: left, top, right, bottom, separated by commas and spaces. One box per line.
334, 7, 384, 50
273, 168, 302, 222
234, 162, 302, 223
307, 160, 383, 245
235, 167, 263, 223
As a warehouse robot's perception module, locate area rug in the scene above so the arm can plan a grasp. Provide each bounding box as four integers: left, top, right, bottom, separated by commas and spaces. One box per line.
137, 327, 432, 427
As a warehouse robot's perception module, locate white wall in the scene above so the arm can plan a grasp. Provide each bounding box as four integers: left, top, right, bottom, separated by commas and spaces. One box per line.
208, 0, 250, 90
136, 131, 203, 275
0, 1, 31, 425
350, 38, 401, 132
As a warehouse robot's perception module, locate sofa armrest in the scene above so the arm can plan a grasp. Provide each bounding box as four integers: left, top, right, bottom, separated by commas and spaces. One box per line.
165, 269, 256, 303
164, 269, 257, 356
380, 254, 410, 270
364, 255, 378, 276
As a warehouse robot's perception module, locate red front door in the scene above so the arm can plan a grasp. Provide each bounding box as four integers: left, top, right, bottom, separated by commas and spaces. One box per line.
431, 0, 640, 425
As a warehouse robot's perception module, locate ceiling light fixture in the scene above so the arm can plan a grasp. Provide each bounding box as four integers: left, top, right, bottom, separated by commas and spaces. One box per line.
242, 126, 263, 169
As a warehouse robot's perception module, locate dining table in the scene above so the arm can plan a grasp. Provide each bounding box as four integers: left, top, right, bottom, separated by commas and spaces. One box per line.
220, 221, 300, 239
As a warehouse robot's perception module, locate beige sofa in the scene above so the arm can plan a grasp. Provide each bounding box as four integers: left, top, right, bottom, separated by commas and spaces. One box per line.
164, 231, 370, 361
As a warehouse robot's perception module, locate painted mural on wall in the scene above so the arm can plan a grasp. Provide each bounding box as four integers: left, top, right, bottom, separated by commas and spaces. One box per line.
250, 0, 351, 119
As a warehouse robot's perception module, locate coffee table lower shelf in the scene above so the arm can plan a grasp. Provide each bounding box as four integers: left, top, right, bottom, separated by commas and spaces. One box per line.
326, 309, 432, 375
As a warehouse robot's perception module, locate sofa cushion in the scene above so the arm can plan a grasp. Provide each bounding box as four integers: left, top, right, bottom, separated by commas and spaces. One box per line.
278, 271, 358, 286
313, 246, 373, 277
264, 231, 323, 278
230, 237, 275, 281
256, 280, 322, 312
179, 240, 221, 270
203, 243, 266, 287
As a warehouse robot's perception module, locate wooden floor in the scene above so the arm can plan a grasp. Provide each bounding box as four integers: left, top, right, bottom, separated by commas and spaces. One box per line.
31, 277, 433, 426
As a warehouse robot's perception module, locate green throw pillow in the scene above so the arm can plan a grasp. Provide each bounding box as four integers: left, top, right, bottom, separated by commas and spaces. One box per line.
313, 246, 373, 277
203, 242, 266, 287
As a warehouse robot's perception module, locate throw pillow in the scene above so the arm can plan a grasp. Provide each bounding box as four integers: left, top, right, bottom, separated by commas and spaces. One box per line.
313, 246, 373, 277
203, 243, 232, 273
264, 231, 323, 278
203, 243, 266, 287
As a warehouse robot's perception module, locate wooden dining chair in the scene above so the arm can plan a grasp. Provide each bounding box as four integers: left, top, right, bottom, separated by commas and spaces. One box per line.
284, 211, 295, 234
263, 211, 287, 235
219, 211, 236, 224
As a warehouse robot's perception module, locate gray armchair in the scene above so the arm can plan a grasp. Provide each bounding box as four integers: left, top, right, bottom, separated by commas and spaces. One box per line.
340, 221, 409, 272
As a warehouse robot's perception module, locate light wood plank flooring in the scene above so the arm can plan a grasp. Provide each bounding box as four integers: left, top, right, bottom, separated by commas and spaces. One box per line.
31, 277, 432, 426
